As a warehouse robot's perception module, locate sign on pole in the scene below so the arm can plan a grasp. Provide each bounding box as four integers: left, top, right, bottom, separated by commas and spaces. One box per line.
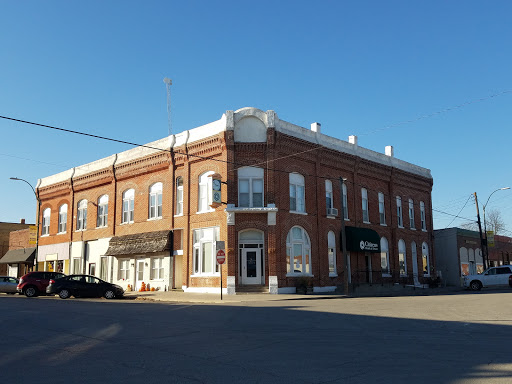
487, 231, 495, 247
216, 249, 226, 265
29, 225, 37, 245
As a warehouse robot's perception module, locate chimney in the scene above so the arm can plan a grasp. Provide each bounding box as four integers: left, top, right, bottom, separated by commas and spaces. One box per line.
20, 218, 25, 224
349, 135, 358, 146
385, 146, 394, 157
311, 122, 321, 133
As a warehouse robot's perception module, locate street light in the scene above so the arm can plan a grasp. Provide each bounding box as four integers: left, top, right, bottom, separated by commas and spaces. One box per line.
10, 177, 40, 271
483, 187, 510, 268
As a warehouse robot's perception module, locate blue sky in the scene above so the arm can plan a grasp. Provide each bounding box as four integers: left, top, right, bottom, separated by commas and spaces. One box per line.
1, 0, 511, 234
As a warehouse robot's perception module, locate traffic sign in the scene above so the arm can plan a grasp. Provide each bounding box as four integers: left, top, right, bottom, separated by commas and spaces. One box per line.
216, 249, 226, 264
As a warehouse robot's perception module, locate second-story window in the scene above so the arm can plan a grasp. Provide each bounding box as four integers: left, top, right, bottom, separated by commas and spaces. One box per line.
378, 192, 386, 225
342, 183, 349, 220
58, 204, 67, 233
77, 200, 87, 231
97, 195, 108, 227
289, 173, 305, 213
325, 180, 333, 213
238, 167, 264, 208
420, 201, 427, 231
175, 177, 183, 216
42, 208, 51, 236
396, 196, 403, 227
149, 182, 163, 219
198, 171, 214, 213
122, 189, 135, 224
361, 188, 369, 223
409, 199, 415, 229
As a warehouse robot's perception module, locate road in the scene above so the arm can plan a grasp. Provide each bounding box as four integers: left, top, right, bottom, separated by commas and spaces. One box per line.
1, 291, 512, 384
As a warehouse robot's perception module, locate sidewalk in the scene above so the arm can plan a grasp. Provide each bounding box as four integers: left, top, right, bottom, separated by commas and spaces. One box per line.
123, 290, 345, 304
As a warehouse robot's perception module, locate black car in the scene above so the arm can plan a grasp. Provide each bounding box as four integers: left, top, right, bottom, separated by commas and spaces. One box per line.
46, 274, 124, 299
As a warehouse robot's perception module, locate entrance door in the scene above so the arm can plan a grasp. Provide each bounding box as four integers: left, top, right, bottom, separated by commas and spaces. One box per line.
241, 248, 261, 285
136, 259, 145, 291
365, 253, 372, 284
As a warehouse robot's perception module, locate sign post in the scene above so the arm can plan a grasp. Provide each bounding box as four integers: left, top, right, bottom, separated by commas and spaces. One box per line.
216, 241, 226, 300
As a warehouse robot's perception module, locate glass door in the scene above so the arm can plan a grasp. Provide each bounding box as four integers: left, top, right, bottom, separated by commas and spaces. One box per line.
242, 249, 261, 285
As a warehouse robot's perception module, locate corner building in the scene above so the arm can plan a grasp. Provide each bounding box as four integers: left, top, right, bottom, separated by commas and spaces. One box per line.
36, 107, 434, 294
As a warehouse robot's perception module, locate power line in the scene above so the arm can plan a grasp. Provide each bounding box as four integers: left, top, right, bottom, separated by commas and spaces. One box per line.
443, 194, 473, 228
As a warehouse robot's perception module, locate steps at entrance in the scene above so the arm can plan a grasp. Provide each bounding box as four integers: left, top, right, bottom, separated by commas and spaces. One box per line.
236, 285, 269, 294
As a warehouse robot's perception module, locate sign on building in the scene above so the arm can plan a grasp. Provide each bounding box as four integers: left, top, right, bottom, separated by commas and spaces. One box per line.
29, 225, 37, 245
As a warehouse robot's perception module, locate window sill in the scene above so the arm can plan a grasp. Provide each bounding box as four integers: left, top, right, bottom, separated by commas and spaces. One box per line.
398, 226, 404, 229
363, 221, 371, 224
400, 275, 408, 278
174, 214, 184, 217
191, 273, 221, 278
422, 229, 428, 232
41, 234, 50, 237
57, 232, 67, 235
196, 210, 215, 214
96, 226, 108, 229
225, 206, 278, 213
75, 229, 87, 232
329, 273, 338, 277
380, 223, 387, 227
286, 273, 314, 277
410, 228, 416, 231
120, 221, 134, 225
382, 273, 392, 277
326, 215, 337, 219
290, 211, 307, 215
147, 217, 162, 221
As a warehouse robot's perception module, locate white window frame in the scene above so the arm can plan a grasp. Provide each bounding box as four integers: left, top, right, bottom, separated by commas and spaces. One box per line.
72, 257, 81, 274
42, 208, 51, 236
118, 259, 130, 280
328, 231, 337, 276
149, 182, 163, 220
398, 239, 407, 276
286, 226, 312, 276
381, 237, 390, 276
175, 177, 183, 216
289, 173, 305, 213
150, 257, 165, 280
396, 196, 403, 228
58, 204, 67, 234
77, 200, 87, 231
422, 242, 430, 276
420, 201, 427, 231
326, 180, 333, 210
122, 189, 135, 224
100, 256, 108, 281
97, 195, 108, 228
198, 171, 215, 213
409, 198, 415, 229
378, 192, 386, 225
361, 188, 369, 223
342, 183, 349, 220
192, 227, 220, 276
238, 167, 264, 208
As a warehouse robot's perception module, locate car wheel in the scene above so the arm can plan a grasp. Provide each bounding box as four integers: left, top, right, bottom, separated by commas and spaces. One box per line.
104, 289, 115, 299
59, 289, 70, 299
470, 280, 482, 291
24, 286, 38, 297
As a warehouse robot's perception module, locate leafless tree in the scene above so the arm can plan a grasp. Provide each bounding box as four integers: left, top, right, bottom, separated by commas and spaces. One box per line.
485, 209, 506, 235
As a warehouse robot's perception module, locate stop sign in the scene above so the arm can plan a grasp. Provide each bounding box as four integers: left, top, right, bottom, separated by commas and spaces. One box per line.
216, 249, 226, 264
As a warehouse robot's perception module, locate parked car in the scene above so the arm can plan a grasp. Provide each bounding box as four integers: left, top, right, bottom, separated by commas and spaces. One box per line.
17, 271, 66, 297
0, 276, 19, 294
463, 265, 512, 291
46, 274, 124, 299
509, 274, 512, 288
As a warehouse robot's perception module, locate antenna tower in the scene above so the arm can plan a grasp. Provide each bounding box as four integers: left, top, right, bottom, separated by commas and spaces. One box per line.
163, 77, 172, 136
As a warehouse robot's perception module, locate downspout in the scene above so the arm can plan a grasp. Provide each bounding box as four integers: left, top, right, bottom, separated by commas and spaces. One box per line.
110, 154, 118, 283
169, 135, 176, 291
69, 168, 76, 274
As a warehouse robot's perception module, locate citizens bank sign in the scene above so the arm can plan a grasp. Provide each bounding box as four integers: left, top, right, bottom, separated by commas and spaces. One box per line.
341, 226, 381, 253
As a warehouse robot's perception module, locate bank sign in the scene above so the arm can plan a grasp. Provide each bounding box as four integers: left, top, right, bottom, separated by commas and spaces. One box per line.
359, 240, 379, 252
342, 226, 381, 253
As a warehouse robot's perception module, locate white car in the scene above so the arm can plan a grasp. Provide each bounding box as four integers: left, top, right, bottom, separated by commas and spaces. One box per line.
463, 265, 512, 291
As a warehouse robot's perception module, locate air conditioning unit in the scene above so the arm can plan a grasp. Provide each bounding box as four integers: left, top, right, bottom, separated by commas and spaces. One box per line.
327, 208, 338, 217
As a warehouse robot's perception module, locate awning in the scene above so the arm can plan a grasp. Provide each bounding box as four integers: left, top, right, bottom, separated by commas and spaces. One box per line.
104, 230, 173, 256
0, 247, 36, 264
341, 226, 381, 253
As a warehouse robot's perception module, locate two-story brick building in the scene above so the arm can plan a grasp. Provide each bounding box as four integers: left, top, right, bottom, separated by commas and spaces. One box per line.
35, 107, 434, 294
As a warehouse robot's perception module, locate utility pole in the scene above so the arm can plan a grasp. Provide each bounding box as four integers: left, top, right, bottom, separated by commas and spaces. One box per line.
474, 192, 487, 270
340, 177, 349, 295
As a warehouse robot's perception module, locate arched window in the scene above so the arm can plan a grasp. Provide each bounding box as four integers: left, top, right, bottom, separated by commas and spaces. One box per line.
286, 226, 311, 275
398, 239, 407, 276
58, 204, 67, 233
77, 200, 87, 231
149, 182, 163, 219
238, 167, 264, 208
328, 231, 336, 276
175, 177, 183, 216
381, 237, 390, 275
198, 171, 214, 213
289, 173, 305, 213
122, 189, 135, 223
42, 208, 51, 236
97, 195, 108, 227
422, 242, 430, 276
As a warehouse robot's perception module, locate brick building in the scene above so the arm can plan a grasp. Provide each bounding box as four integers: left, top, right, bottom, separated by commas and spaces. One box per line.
488, 234, 512, 267
35, 107, 434, 294
0, 220, 32, 275
0, 228, 35, 277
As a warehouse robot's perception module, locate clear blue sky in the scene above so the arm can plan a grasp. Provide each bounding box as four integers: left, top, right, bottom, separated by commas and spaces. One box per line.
1, 0, 511, 234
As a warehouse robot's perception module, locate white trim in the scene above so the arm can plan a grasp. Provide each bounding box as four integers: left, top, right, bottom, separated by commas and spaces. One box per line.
225, 206, 278, 213
290, 211, 308, 215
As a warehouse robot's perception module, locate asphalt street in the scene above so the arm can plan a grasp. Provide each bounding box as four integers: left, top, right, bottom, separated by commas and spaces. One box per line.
1, 290, 511, 384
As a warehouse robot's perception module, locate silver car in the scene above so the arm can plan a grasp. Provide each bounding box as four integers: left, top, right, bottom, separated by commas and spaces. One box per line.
0, 276, 19, 294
